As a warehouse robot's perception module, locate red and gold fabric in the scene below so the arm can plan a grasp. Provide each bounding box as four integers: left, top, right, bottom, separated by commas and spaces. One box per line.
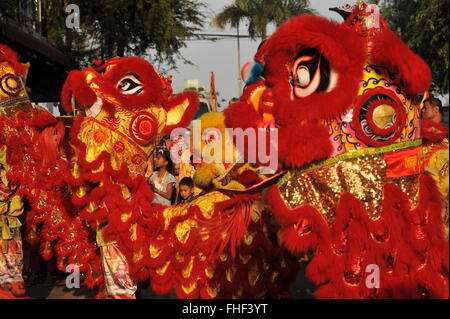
423, 137, 449, 238
0, 228, 24, 297
146, 191, 298, 298
224, 1, 448, 299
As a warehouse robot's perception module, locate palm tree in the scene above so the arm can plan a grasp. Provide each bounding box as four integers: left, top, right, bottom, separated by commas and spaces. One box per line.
212, 0, 315, 41
212, 0, 314, 95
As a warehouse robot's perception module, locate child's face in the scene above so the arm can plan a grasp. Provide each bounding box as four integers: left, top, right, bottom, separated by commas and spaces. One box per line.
155, 154, 167, 169
180, 185, 193, 199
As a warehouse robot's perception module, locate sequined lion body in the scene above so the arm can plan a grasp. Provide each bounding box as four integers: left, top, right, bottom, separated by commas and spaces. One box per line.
225, 2, 448, 298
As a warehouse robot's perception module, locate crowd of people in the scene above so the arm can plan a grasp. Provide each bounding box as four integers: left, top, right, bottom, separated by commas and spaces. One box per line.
148, 140, 196, 207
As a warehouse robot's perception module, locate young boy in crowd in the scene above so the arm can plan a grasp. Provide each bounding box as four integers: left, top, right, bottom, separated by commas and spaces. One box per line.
178, 177, 195, 204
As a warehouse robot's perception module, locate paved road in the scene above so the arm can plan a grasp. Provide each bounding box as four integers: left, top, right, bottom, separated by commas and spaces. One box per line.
26, 284, 96, 299
24, 282, 176, 299
22, 261, 315, 299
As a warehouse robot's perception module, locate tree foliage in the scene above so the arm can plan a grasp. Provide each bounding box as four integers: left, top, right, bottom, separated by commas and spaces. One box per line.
5, 0, 206, 69
370, 0, 449, 94
212, 0, 315, 41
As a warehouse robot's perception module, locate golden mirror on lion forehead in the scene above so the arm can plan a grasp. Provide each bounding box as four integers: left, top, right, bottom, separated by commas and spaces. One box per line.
372, 104, 396, 129
0, 65, 24, 99
0, 62, 32, 117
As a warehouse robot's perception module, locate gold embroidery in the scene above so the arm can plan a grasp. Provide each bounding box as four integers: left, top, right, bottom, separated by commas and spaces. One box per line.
182, 256, 195, 278
155, 260, 170, 276
181, 282, 197, 295
205, 266, 214, 279
206, 284, 219, 298
149, 244, 163, 258
243, 231, 256, 246
132, 249, 143, 263
248, 263, 260, 287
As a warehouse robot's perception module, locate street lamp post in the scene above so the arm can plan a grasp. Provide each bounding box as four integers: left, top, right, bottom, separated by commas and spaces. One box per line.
237, 21, 242, 96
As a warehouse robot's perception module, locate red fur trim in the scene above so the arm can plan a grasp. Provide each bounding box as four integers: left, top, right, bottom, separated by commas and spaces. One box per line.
175, 256, 205, 288
151, 280, 175, 296
162, 91, 199, 135
224, 101, 262, 129
224, 106, 277, 167
264, 15, 366, 123
254, 40, 270, 64
421, 119, 449, 141
266, 184, 331, 255
62, 56, 167, 114
198, 193, 259, 261
61, 72, 73, 112
269, 166, 448, 298
306, 252, 335, 285
175, 282, 200, 299
278, 122, 333, 168
0, 112, 105, 291
61, 70, 98, 111
370, 28, 431, 94
266, 184, 300, 226
103, 57, 166, 108
238, 170, 262, 188
199, 285, 215, 299
280, 226, 319, 254
0, 45, 27, 76
29, 111, 58, 129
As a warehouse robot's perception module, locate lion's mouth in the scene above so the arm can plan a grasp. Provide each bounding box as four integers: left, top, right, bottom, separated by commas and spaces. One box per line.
70, 95, 103, 118
85, 97, 103, 118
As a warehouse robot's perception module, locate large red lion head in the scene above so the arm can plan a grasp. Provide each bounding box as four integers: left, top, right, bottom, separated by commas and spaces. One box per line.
61, 56, 198, 144
62, 57, 167, 115
225, 3, 430, 169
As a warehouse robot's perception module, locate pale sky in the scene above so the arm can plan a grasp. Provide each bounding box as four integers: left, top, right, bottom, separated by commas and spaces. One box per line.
161, 0, 356, 109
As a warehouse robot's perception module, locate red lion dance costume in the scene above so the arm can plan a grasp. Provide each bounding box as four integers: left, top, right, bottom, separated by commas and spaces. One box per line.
0, 47, 297, 298
1, 0, 447, 299
225, 1, 449, 298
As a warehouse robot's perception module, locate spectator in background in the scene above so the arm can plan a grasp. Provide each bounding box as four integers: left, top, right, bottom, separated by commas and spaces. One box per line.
177, 177, 195, 204
149, 150, 176, 206
421, 96, 449, 237
422, 97, 444, 124
161, 135, 173, 151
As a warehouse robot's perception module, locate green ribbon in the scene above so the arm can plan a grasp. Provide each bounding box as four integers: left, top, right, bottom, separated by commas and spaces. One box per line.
277, 139, 423, 187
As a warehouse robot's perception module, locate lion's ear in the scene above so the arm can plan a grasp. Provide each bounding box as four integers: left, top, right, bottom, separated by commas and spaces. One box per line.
61, 70, 97, 112
162, 91, 199, 134
370, 28, 431, 95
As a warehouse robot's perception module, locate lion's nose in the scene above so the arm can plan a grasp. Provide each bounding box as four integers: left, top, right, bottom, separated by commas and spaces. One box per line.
91, 59, 106, 72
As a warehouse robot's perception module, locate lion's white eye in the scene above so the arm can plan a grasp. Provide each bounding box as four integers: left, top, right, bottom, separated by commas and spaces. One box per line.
290, 48, 339, 99
117, 73, 143, 95
297, 66, 311, 88
292, 55, 321, 98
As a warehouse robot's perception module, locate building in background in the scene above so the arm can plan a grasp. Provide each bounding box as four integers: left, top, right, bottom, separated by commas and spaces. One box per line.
177, 79, 213, 119
0, 0, 69, 108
